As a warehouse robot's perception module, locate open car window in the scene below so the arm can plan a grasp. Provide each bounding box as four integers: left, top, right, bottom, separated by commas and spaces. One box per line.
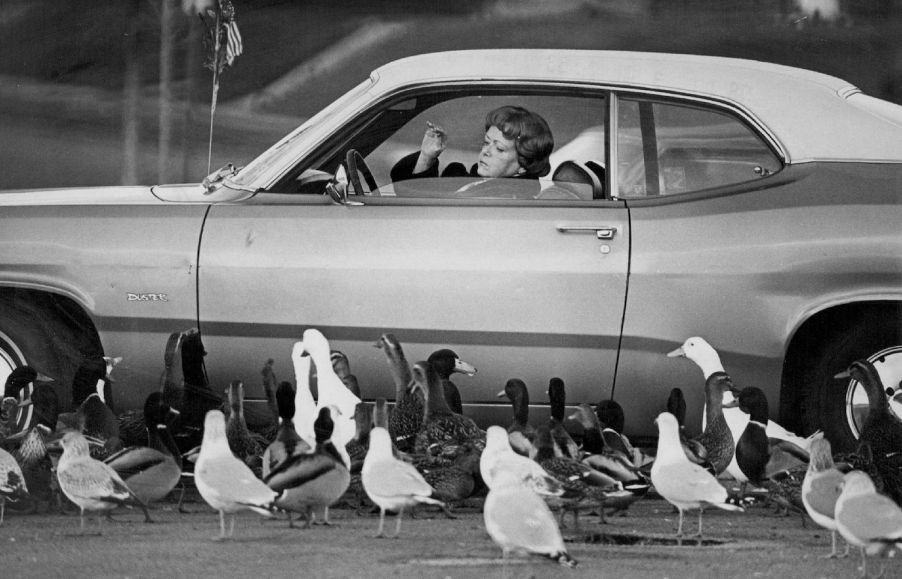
616, 97, 782, 198
272, 88, 609, 200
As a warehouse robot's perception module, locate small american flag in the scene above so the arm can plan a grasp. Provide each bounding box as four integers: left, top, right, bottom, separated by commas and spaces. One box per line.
219, 0, 243, 67
200, 0, 243, 73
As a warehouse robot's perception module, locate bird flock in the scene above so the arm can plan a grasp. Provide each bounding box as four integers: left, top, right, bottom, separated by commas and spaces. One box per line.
1, 332, 901, 577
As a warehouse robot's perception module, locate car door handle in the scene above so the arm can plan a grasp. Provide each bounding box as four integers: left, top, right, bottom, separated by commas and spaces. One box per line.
556, 225, 618, 240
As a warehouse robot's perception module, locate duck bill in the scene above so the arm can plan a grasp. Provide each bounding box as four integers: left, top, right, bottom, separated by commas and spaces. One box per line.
17, 399, 33, 408
833, 369, 851, 380
666, 346, 684, 358
454, 359, 477, 376
722, 399, 740, 408
35, 372, 54, 383
496, 389, 507, 398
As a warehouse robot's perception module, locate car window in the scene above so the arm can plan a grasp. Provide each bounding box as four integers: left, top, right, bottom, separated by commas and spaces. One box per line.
275, 89, 609, 200
616, 97, 782, 198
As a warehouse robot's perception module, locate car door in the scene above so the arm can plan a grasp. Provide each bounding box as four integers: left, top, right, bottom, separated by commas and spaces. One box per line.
196, 88, 630, 425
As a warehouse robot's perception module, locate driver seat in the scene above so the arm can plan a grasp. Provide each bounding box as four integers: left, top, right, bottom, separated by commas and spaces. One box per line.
546, 160, 605, 199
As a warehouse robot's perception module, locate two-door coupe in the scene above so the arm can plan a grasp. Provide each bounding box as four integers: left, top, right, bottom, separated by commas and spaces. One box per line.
1, 50, 900, 450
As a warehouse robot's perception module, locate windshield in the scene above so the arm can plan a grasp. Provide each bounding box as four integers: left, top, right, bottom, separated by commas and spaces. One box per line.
231, 77, 374, 188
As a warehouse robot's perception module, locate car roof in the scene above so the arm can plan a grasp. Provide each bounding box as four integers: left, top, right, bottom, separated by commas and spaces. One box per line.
371, 50, 902, 163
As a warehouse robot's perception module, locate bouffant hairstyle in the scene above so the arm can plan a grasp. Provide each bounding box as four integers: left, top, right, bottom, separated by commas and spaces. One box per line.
484, 106, 554, 178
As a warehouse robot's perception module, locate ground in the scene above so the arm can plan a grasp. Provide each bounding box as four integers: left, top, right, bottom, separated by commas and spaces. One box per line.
0, 490, 894, 579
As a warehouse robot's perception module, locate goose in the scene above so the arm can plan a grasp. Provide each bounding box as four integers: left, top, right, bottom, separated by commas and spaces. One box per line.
547, 377, 580, 459
650, 412, 743, 545
300, 329, 361, 453
413, 360, 485, 458
483, 468, 578, 570
497, 378, 536, 453
375, 333, 422, 453
667, 336, 819, 482
104, 392, 182, 507
0, 445, 29, 524
835, 470, 902, 578
836, 359, 902, 507
802, 437, 851, 559
55, 431, 150, 533
427, 348, 476, 415
194, 410, 280, 540
264, 406, 350, 528
262, 380, 311, 479
361, 426, 445, 537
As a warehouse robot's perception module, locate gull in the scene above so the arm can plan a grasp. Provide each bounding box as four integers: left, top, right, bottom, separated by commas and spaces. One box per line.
835, 470, 902, 578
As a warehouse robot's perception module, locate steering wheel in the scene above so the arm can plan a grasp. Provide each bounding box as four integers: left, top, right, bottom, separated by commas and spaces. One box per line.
345, 149, 378, 196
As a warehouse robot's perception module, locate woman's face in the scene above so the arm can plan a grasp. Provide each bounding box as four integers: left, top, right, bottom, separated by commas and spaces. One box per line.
477, 126, 523, 178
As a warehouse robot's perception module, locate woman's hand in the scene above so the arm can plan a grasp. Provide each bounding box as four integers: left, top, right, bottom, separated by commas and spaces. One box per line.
413, 121, 447, 174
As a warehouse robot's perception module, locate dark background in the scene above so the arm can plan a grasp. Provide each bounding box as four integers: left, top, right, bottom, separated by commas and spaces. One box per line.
1, 0, 899, 188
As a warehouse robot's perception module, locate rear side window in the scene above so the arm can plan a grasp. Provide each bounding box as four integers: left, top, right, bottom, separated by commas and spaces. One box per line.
616, 97, 782, 198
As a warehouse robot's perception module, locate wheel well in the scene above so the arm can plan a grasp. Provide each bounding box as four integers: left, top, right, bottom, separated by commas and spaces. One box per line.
780, 300, 902, 435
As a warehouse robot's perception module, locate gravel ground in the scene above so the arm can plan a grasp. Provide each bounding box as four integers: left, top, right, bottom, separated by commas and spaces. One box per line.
1, 490, 894, 579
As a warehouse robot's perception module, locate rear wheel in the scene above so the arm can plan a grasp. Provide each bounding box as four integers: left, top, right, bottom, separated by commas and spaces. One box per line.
806, 309, 902, 452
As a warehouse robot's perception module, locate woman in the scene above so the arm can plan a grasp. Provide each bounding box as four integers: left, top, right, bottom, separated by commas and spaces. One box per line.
390, 105, 554, 195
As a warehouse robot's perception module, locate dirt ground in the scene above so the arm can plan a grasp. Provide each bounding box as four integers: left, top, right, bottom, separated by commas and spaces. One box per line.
1, 489, 894, 579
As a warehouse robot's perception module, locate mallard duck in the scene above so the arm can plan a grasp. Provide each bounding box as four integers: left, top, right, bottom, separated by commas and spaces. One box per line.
484, 468, 577, 569
427, 348, 476, 415
595, 398, 651, 469
376, 333, 422, 453
55, 431, 149, 533
194, 410, 280, 540
78, 393, 123, 459
174, 329, 222, 448
547, 378, 580, 459
361, 426, 445, 538
650, 412, 743, 545
835, 470, 902, 578
497, 378, 536, 452
802, 437, 851, 558
331, 350, 361, 398
225, 380, 266, 474
691, 373, 735, 476
262, 380, 311, 479
103, 392, 181, 509
0, 445, 29, 523
417, 441, 480, 509
836, 359, 902, 507
264, 406, 351, 528
569, 404, 644, 485
413, 360, 485, 458
345, 402, 373, 474
3, 366, 54, 437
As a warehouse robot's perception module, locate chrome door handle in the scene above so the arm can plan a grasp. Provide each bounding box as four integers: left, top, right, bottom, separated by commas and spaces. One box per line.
556, 225, 617, 240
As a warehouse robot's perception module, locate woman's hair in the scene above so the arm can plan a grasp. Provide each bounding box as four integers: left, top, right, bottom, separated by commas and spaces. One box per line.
484, 105, 554, 178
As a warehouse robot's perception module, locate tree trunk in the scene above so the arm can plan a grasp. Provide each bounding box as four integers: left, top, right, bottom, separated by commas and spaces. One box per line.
158, 0, 176, 182
121, 0, 141, 185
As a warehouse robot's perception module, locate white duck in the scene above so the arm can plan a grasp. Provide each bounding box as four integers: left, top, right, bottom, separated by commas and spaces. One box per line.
301, 329, 361, 454
668, 336, 818, 482
291, 341, 317, 448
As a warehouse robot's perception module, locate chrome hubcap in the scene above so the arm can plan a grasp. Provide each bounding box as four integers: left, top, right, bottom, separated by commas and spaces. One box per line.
844, 345, 902, 439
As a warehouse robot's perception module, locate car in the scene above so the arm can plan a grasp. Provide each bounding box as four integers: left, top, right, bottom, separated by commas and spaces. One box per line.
1, 49, 900, 451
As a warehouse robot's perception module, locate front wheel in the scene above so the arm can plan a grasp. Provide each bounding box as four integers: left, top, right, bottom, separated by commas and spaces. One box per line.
806, 310, 902, 453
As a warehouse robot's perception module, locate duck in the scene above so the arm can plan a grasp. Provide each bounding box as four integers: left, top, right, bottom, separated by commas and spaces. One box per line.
264, 406, 351, 528
0, 445, 29, 524
362, 426, 446, 538
802, 436, 851, 559
12, 424, 54, 512
532, 423, 624, 527
569, 403, 646, 485
194, 410, 281, 540
262, 380, 311, 479
103, 392, 182, 508
413, 360, 486, 458
650, 412, 743, 545
596, 398, 651, 468
301, 329, 361, 453
835, 470, 902, 578
69, 355, 121, 411
547, 377, 580, 460
258, 358, 282, 441
497, 378, 536, 452
667, 336, 819, 482
479, 425, 564, 499
691, 373, 736, 476
376, 333, 422, 453
331, 350, 361, 398
78, 393, 123, 459
55, 431, 150, 533
290, 340, 318, 448
345, 402, 373, 474
836, 359, 902, 507
417, 442, 480, 508
483, 468, 578, 570
426, 348, 476, 415
667, 387, 688, 432
224, 380, 266, 474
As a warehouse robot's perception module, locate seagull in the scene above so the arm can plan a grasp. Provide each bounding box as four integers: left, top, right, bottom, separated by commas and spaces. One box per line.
479, 425, 564, 498
802, 436, 850, 558
361, 426, 445, 537
835, 470, 902, 578
483, 468, 578, 570
0, 445, 29, 524
667, 336, 818, 482
194, 410, 281, 540
55, 431, 150, 533
651, 412, 743, 545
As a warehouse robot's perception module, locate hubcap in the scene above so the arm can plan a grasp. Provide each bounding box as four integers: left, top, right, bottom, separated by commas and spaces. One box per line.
844, 345, 902, 439
0, 330, 26, 390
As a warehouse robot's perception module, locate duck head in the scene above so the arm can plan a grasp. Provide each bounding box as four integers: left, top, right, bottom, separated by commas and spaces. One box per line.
667, 336, 726, 379
427, 349, 477, 379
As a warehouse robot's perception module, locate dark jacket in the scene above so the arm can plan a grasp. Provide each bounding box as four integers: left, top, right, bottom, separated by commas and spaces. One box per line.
389, 152, 540, 198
